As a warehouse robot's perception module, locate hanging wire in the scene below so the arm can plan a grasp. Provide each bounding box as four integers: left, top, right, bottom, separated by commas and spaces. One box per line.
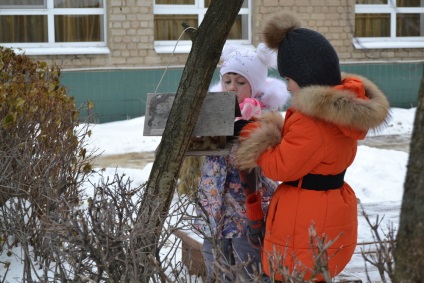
154, 26, 197, 94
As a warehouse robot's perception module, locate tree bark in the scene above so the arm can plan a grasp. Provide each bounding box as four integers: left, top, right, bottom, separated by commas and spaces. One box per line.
134, 0, 244, 280
394, 65, 424, 282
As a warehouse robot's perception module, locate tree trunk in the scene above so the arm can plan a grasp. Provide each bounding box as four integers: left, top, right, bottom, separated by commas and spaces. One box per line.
394, 64, 424, 282
134, 0, 244, 280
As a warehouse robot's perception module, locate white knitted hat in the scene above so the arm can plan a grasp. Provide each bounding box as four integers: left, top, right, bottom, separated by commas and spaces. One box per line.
220, 43, 277, 98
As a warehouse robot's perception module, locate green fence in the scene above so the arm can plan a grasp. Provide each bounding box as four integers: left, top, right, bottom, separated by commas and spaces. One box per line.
61, 62, 422, 123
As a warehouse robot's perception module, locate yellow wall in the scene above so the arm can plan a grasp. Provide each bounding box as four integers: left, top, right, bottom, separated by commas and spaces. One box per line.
28, 0, 424, 70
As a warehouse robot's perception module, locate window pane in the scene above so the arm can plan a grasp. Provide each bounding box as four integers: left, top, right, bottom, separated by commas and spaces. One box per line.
396, 0, 421, 7
154, 14, 197, 40
155, 0, 194, 4
355, 13, 390, 37
0, 0, 46, 8
0, 15, 47, 42
54, 0, 103, 8
355, 0, 387, 3
55, 15, 103, 42
397, 13, 424, 36
227, 14, 248, 40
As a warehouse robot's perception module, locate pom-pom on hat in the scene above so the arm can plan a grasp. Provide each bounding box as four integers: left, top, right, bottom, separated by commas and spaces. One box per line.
262, 12, 341, 88
220, 43, 277, 98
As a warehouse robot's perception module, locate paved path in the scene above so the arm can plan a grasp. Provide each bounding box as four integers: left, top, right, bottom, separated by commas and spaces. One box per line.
93, 134, 411, 170
92, 151, 155, 169
359, 134, 411, 153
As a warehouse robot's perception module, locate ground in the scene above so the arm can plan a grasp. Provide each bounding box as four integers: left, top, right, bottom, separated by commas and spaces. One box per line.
92, 134, 410, 170
92, 151, 155, 169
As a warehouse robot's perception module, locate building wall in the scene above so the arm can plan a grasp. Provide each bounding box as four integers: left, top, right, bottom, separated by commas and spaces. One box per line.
256, 0, 424, 62
21, 0, 422, 123
30, 0, 188, 69
60, 62, 422, 123
28, 0, 424, 69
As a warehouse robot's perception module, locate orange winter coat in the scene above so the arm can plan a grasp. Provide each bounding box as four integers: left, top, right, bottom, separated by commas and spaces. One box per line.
237, 73, 390, 281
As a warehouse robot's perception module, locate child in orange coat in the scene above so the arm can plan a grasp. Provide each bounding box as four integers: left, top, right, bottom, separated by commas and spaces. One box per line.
236, 12, 390, 282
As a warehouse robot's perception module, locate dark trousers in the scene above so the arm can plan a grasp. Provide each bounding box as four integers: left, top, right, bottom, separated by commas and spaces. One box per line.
202, 236, 266, 282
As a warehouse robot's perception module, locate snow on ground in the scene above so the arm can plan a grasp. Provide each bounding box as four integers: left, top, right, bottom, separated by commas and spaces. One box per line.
1, 108, 415, 282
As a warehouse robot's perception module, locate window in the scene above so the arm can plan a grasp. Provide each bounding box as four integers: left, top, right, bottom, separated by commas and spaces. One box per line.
354, 0, 424, 48
153, 0, 251, 53
0, 0, 108, 55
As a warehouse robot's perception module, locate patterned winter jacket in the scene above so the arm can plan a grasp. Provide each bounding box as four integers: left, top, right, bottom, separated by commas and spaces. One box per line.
195, 144, 278, 239
194, 77, 289, 239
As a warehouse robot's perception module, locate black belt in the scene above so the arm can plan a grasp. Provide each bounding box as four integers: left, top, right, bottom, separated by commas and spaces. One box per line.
285, 170, 346, 191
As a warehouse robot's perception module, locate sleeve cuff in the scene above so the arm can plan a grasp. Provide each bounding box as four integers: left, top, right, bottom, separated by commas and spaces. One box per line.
245, 193, 264, 221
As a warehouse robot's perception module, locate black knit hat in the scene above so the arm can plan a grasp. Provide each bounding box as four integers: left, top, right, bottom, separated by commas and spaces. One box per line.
263, 12, 341, 88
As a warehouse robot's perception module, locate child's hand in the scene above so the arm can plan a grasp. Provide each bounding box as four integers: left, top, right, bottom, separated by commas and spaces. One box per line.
238, 98, 263, 121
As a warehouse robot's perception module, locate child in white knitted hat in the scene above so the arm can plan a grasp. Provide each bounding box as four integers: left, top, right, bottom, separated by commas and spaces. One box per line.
193, 43, 290, 282
212, 43, 290, 119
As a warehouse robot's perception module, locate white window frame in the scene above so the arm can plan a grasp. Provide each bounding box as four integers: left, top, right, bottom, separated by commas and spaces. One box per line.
354, 0, 424, 49
153, 0, 252, 53
0, 0, 109, 55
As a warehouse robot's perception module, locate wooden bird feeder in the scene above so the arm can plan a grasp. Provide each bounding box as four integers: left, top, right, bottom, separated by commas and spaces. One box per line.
143, 91, 241, 156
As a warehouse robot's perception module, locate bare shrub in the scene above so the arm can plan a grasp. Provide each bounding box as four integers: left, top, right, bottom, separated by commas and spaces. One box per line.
360, 205, 396, 283
0, 46, 95, 282
0, 46, 207, 282
42, 171, 145, 282
22, 171, 200, 282
0, 46, 94, 206
262, 223, 340, 283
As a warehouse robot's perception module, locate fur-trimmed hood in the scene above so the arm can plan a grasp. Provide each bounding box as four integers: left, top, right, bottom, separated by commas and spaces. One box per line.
291, 72, 390, 131
236, 73, 390, 171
